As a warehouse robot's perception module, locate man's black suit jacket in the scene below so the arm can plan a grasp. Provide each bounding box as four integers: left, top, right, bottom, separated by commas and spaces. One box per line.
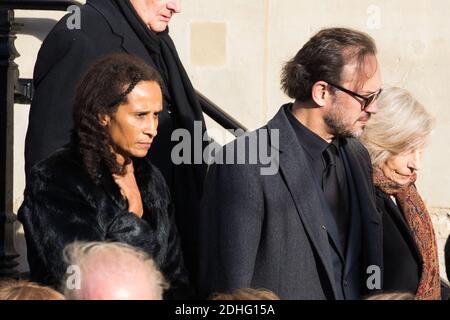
198, 105, 383, 299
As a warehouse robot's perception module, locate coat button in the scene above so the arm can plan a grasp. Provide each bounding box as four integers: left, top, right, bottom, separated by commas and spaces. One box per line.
321, 225, 327, 231
343, 280, 348, 287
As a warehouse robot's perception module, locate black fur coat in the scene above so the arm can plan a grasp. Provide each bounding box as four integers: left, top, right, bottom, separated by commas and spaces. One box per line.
18, 144, 191, 299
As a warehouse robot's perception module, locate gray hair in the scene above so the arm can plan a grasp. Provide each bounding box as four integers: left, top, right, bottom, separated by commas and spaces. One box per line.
360, 86, 434, 167
62, 241, 168, 299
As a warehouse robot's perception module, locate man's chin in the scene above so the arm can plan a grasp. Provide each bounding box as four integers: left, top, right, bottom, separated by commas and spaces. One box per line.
332, 125, 361, 139
351, 122, 368, 138
336, 128, 362, 139
149, 22, 169, 33
355, 126, 366, 136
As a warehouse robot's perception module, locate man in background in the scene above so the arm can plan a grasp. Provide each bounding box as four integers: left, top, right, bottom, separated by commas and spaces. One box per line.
25, 0, 206, 286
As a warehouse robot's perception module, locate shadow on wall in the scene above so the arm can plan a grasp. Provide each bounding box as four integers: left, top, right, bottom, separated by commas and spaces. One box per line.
13, 221, 28, 274
15, 18, 59, 42
10, 17, 60, 274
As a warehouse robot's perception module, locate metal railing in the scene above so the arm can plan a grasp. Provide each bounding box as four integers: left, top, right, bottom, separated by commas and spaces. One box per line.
197, 91, 247, 133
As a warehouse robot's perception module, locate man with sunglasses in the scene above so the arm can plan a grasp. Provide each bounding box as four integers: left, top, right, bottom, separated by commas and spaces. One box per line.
199, 28, 383, 300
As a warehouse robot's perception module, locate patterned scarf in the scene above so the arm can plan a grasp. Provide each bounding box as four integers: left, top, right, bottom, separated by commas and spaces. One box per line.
373, 166, 441, 300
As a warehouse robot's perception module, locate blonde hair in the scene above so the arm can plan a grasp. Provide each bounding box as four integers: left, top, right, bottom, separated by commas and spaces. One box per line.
0, 280, 65, 300
211, 288, 280, 300
360, 86, 434, 166
62, 241, 168, 299
366, 292, 416, 300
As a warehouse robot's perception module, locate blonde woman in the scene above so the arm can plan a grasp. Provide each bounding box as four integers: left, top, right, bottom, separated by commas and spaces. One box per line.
361, 86, 440, 300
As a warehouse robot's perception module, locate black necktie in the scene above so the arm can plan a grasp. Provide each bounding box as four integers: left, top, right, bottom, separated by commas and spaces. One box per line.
322, 143, 349, 250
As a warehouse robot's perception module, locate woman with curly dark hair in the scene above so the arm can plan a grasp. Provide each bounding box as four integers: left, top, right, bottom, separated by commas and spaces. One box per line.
18, 53, 190, 299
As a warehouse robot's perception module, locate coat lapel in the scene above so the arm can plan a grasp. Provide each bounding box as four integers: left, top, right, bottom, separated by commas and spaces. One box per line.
88, 0, 152, 60
340, 148, 362, 275
267, 106, 339, 298
341, 140, 383, 290
341, 140, 380, 225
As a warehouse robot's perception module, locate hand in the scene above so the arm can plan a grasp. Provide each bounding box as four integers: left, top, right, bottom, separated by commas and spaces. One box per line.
113, 162, 144, 218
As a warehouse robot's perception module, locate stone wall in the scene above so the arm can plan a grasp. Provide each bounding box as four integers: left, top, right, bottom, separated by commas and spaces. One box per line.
430, 208, 450, 282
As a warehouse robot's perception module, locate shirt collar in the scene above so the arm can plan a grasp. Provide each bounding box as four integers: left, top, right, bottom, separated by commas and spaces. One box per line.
285, 105, 330, 161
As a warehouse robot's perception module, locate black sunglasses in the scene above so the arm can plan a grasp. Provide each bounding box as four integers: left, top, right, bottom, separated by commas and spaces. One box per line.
326, 82, 382, 111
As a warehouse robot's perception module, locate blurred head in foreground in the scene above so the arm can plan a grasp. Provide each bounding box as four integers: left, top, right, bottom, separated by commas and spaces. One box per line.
0, 280, 65, 300
63, 241, 168, 300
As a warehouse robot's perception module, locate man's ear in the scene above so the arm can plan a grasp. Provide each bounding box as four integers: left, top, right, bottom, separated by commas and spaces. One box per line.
311, 81, 331, 107
98, 114, 110, 127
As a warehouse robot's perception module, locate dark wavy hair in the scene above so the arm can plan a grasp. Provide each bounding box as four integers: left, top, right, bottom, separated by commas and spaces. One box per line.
281, 27, 377, 102
73, 53, 163, 184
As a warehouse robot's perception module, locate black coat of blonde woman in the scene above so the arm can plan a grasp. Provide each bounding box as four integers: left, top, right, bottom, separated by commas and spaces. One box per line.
361, 86, 440, 300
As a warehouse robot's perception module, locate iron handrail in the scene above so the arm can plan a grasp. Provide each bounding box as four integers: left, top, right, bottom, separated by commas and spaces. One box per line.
197, 91, 247, 133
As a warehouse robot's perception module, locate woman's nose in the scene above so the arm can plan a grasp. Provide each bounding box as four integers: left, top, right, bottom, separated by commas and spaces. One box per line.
409, 150, 422, 171
145, 119, 158, 138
